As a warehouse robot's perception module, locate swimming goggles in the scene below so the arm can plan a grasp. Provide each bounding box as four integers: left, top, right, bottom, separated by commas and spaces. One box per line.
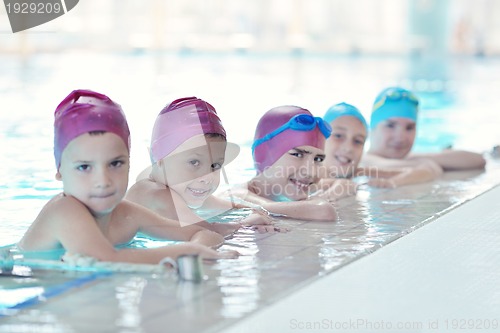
252, 114, 332, 151
373, 89, 419, 112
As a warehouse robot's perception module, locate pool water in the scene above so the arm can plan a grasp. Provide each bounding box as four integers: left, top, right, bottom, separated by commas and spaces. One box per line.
1, 52, 499, 248
1, 52, 499, 332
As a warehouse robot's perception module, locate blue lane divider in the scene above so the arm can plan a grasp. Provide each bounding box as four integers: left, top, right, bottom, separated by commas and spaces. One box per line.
0, 271, 112, 314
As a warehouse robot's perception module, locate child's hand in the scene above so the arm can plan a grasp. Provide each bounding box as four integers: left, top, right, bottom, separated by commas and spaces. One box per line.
250, 224, 289, 233
315, 179, 358, 201
240, 212, 273, 226
192, 243, 240, 260
240, 213, 289, 233
367, 178, 396, 188
212, 249, 240, 259
207, 222, 241, 237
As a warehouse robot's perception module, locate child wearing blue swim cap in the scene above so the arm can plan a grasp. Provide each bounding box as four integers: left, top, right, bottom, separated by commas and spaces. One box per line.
309, 102, 367, 199
368, 87, 419, 159
317, 100, 442, 191
320, 100, 444, 189
323, 102, 368, 179
363, 86, 486, 177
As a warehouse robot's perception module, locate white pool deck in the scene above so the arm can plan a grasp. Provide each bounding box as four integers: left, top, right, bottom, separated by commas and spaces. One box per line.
1, 159, 499, 333
223, 173, 500, 333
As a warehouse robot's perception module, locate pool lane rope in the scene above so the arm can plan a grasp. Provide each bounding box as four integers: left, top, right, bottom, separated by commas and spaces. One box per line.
0, 253, 174, 314
3, 252, 168, 274
1, 271, 112, 312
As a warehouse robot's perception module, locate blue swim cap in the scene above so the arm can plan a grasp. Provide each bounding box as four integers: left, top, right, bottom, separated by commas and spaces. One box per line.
370, 87, 419, 130
323, 102, 368, 131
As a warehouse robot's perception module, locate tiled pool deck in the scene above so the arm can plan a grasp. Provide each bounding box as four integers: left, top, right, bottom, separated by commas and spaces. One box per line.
1, 158, 499, 333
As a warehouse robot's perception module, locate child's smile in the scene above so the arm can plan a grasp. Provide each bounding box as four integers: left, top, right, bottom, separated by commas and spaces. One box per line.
162, 135, 226, 209
57, 132, 129, 217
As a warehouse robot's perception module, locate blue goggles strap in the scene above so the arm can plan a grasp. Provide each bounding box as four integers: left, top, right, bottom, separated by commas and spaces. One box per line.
252, 114, 331, 152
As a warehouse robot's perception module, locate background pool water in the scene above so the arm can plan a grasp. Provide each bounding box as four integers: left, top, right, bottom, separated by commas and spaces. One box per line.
1, 52, 499, 247
1, 3, 500, 331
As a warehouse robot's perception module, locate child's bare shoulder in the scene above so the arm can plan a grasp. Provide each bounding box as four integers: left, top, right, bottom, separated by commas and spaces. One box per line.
127, 179, 174, 210
42, 193, 91, 218
128, 179, 164, 198
20, 194, 94, 250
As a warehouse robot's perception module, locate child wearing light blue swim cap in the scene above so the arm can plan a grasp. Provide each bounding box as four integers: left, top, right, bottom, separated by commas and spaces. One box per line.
321, 100, 436, 189
311, 102, 368, 199
362, 86, 485, 185
323, 102, 368, 179
368, 87, 419, 159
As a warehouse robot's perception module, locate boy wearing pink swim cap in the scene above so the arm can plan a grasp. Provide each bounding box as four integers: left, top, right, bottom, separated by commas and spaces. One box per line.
126, 97, 276, 235
18, 90, 236, 263
230, 105, 338, 221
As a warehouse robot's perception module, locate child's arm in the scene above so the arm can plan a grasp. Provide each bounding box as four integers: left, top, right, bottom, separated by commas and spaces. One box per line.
355, 166, 402, 178
195, 195, 278, 234
122, 200, 226, 248
367, 159, 443, 188
311, 178, 358, 201
263, 200, 337, 221
65, 215, 236, 263
106, 242, 238, 264
19, 196, 236, 264
128, 182, 274, 237
126, 184, 238, 239
238, 190, 337, 222
408, 150, 486, 171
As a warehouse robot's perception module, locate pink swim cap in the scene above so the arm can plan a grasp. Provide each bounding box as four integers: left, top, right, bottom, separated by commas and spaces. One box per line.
150, 97, 227, 163
54, 89, 130, 169
252, 106, 331, 172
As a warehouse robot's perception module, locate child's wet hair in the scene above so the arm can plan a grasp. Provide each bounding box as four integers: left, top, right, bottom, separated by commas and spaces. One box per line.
88, 130, 106, 136
205, 133, 226, 140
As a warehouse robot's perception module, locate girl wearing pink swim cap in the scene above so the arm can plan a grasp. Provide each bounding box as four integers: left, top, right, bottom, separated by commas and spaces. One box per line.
19, 90, 237, 263
229, 105, 338, 221
127, 97, 277, 235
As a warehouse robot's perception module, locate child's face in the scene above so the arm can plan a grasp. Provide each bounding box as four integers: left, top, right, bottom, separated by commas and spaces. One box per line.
369, 117, 416, 159
261, 145, 325, 201
161, 135, 226, 209
324, 116, 367, 178
57, 132, 130, 217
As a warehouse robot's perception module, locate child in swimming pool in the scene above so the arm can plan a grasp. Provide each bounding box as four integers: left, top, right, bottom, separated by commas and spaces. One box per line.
318, 102, 367, 197
18, 90, 236, 264
362, 87, 486, 172
323, 102, 369, 179
126, 97, 276, 235
321, 102, 443, 188
227, 105, 338, 221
